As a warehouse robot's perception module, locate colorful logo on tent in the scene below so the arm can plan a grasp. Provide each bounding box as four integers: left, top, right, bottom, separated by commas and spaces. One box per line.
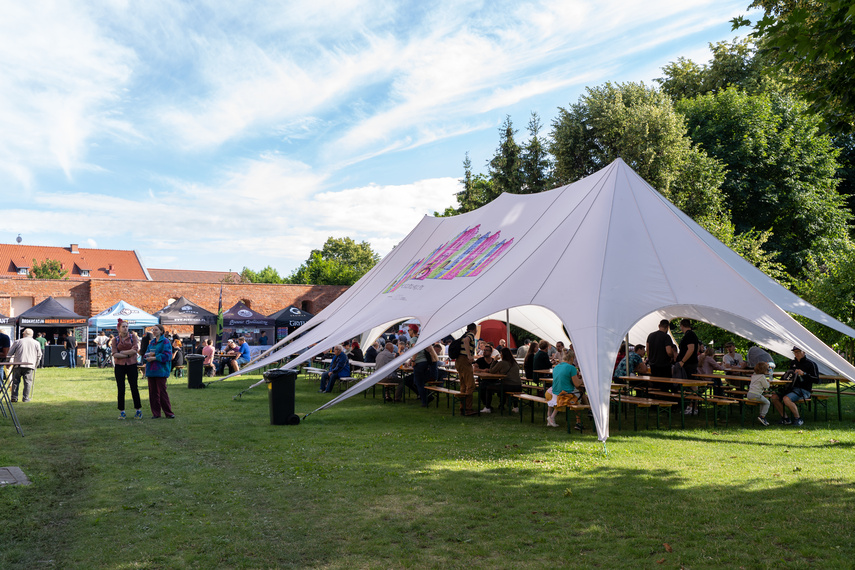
237, 309, 253, 317
383, 224, 513, 293
118, 308, 138, 316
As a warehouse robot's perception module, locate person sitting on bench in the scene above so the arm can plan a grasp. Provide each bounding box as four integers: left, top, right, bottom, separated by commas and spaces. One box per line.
770, 346, 818, 427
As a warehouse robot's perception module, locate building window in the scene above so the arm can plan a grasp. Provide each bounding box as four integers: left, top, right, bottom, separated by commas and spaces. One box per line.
17, 267, 28, 275
301, 300, 313, 313
80, 270, 90, 277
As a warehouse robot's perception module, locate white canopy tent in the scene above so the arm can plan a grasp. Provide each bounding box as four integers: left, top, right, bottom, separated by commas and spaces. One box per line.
232, 158, 855, 441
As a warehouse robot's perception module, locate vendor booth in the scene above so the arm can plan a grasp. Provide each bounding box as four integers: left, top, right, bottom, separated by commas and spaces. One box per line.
153, 296, 216, 340
269, 306, 314, 341
16, 297, 88, 367
223, 301, 274, 348
0, 313, 14, 342
88, 300, 159, 364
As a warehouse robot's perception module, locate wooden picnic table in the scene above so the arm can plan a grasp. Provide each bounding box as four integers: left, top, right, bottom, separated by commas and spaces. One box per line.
619, 375, 711, 428
473, 371, 508, 415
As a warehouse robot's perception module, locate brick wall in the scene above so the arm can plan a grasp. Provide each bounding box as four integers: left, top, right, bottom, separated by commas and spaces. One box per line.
0, 278, 346, 320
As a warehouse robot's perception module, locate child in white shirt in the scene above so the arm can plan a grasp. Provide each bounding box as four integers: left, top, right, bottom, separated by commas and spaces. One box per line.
747, 361, 771, 426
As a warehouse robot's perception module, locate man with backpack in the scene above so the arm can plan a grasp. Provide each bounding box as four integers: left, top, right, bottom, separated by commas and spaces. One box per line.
451, 323, 478, 416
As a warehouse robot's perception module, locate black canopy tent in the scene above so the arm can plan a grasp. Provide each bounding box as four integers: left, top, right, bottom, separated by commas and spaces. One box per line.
222, 301, 275, 345
0, 313, 15, 343
269, 305, 314, 341
153, 296, 217, 339
16, 297, 88, 367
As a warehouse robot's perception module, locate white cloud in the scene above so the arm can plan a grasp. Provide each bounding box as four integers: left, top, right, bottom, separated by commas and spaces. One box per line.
0, 1, 136, 186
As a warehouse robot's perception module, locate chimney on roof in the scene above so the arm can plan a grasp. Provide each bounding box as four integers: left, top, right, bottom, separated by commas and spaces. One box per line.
108, 263, 116, 276
70, 244, 79, 253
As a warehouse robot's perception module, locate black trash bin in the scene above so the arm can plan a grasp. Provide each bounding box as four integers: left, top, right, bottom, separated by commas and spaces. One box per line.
265, 369, 300, 425
186, 354, 206, 389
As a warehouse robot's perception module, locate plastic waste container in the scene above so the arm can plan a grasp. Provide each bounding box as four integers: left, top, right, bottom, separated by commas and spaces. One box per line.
186, 354, 206, 389
265, 369, 300, 425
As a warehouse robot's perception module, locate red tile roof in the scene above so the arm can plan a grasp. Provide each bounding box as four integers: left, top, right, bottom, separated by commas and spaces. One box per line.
147, 268, 243, 283
0, 243, 149, 280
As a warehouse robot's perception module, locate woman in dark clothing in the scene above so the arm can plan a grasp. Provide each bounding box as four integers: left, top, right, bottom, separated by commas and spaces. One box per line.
523, 341, 538, 379
349, 341, 364, 362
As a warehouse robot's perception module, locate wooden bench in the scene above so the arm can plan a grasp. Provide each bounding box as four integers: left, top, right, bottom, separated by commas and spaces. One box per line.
303, 367, 325, 381
338, 377, 358, 392
645, 389, 737, 427
424, 386, 465, 415
372, 381, 400, 402
510, 393, 590, 433
610, 394, 677, 430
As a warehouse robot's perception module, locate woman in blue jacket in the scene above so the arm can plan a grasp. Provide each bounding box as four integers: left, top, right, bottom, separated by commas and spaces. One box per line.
145, 324, 175, 419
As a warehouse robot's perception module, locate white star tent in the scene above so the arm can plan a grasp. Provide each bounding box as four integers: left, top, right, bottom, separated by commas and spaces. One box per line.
234, 158, 855, 441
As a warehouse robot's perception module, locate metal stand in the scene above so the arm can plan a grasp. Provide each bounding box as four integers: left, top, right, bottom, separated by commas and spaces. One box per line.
0, 372, 24, 437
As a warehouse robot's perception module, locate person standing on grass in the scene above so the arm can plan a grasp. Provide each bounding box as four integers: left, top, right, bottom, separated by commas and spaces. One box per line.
455, 323, 478, 416
202, 339, 215, 377
675, 319, 700, 415
111, 319, 142, 420
144, 324, 174, 419
65, 329, 77, 369
35, 332, 47, 368
7, 328, 42, 402
747, 361, 772, 426
546, 350, 584, 430
646, 319, 673, 379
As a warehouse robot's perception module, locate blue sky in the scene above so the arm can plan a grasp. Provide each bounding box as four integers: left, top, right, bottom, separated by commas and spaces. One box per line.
0, 0, 756, 275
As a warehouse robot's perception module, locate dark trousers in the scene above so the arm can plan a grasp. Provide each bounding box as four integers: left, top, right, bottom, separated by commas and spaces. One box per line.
147, 376, 173, 418
321, 371, 340, 393
115, 364, 142, 411
413, 361, 431, 405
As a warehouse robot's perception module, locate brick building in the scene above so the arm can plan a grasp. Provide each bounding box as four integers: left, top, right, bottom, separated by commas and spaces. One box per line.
0, 243, 347, 324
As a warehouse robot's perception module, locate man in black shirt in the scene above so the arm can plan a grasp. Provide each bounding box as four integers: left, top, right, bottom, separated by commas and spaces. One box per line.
675, 319, 700, 378
770, 346, 819, 427
646, 319, 673, 378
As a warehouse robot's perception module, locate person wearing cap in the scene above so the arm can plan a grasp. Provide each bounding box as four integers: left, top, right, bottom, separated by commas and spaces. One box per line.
769, 346, 819, 426
7, 328, 42, 402
722, 342, 746, 369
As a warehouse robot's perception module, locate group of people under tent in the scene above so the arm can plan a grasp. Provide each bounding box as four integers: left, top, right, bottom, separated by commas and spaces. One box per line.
614, 318, 820, 428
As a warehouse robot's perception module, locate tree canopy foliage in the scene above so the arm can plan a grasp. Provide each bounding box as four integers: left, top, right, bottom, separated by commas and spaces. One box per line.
29, 259, 68, 280
733, 1, 855, 132
677, 88, 850, 273
285, 237, 380, 286
550, 82, 727, 222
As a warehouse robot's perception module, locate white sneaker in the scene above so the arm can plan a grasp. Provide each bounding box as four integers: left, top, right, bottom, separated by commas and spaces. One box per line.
693, 407, 699, 415
684, 406, 693, 415
480, 407, 491, 413
547, 418, 558, 427
511, 407, 519, 414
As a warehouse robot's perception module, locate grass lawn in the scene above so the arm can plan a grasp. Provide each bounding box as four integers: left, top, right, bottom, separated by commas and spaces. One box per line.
1, 366, 854, 569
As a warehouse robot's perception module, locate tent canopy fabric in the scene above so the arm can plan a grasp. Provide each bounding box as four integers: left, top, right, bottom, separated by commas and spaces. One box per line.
269, 306, 314, 328
223, 301, 275, 328
0, 313, 14, 326
88, 300, 159, 329
232, 159, 855, 442
154, 296, 216, 326
17, 297, 88, 326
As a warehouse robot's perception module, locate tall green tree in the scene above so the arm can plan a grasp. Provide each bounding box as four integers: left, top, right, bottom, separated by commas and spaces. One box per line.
733, 1, 855, 132
286, 237, 380, 286
520, 112, 552, 194
29, 259, 68, 280
436, 154, 496, 216
488, 115, 522, 197
677, 88, 851, 273
656, 38, 773, 100
550, 81, 727, 222
793, 246, 855, 357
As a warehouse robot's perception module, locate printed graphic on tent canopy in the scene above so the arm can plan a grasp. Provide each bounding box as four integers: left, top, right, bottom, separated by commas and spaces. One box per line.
383, 225, 514, 293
